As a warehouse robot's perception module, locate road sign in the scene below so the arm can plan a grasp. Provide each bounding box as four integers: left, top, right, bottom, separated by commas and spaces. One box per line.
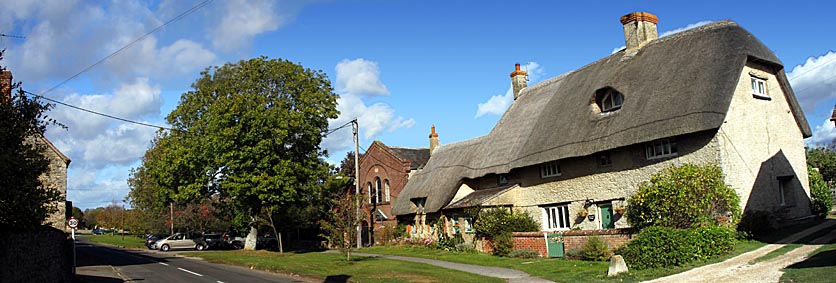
68, 217, 79, 229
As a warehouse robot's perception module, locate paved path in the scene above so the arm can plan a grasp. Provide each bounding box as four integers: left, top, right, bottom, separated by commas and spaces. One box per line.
644, 220, 836, 283
328, 251, 554, 283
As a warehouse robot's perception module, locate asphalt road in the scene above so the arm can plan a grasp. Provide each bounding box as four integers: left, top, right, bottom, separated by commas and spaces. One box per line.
75, 237, 308, 283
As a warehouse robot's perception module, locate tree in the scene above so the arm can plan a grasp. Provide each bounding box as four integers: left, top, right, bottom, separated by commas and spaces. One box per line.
338, 151, 361, 177
142, 57, 339, 249
626, 163, 741, 229
807, 146, 836, 184
808, 165, 833, 216
318, 183, 362, 261
0, 52, 64, 230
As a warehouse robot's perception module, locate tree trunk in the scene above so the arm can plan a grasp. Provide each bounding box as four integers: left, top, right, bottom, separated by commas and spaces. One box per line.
265, 207, 283, 254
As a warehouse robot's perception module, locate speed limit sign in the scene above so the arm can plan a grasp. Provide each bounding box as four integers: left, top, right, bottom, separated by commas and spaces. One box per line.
68, 217, 79, 229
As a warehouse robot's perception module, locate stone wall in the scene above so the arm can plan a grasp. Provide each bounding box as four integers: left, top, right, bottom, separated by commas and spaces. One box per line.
0, 227, 73, 282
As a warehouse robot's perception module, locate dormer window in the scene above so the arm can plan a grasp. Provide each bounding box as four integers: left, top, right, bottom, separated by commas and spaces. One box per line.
751, 76, 769, 99
594, 87, 624, 113
540, 161, 561, 178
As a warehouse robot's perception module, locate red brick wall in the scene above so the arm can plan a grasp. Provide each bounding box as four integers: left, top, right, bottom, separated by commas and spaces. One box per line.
479, 229, 636, 257
358, 142, 412, 244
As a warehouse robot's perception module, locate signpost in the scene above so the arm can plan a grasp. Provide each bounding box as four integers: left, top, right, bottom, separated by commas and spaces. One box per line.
68, 217, 78, 274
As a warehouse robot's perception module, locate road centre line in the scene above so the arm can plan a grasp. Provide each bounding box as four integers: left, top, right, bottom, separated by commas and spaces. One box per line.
158, 262, 169, 266
178, 267, 204, 277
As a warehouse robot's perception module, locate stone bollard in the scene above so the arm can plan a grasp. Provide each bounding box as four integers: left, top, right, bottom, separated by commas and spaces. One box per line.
608, 255, 629, 276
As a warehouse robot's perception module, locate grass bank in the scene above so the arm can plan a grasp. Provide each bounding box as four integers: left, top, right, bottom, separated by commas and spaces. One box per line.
82, 234, 146, 249
185, 250, 503, 283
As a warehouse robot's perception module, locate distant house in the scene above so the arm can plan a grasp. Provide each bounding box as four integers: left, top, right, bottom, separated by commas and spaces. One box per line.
393, 12, 812, 240
1, 70, 71, 230
357, 129, 434, 245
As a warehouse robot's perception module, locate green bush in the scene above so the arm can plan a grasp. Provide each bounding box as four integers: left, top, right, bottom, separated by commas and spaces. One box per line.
626, 163, 741, 229
620, 226, 736, 269
508, 249, 541, 258
737, 210, 774, 239
473, 208, 539, 237
809, 165, 833, 216
565, 248, 584, 260
492, 232, 514, 257
582, 236, 611, 261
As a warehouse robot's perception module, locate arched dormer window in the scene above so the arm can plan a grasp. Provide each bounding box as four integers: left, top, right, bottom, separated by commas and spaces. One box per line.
594, 87, 624, 113
384, 179, 390, 202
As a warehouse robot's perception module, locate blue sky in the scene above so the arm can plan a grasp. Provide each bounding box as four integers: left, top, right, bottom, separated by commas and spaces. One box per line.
3, 0, 835, 209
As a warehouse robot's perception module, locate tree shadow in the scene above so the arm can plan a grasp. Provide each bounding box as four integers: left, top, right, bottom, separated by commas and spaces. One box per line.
785, 249, 836, 269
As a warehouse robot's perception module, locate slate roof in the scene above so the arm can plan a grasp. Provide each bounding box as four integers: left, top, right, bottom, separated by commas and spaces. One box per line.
392, 20, 811, 216
389, 147, 430, 170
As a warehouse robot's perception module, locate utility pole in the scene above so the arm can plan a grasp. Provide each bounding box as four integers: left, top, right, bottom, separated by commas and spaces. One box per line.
121, 200, 125, 240
352, 118, 362, 249
170, 202, 174, 235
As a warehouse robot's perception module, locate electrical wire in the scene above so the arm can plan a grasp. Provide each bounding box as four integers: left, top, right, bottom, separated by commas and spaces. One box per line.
39, 0, 213, 96
24, 90, 177, 132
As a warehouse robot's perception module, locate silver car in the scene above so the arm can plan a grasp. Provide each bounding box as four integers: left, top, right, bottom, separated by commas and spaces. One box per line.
155, 232, 206, 251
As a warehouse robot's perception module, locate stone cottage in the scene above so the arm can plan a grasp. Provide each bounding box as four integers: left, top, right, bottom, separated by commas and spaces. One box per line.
392, 12, 812, 240
1, 70, 71, 230
357, 129, 433, 245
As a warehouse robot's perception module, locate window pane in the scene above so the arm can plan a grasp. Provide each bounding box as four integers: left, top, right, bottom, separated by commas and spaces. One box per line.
752, 78, 757, 92
614, 93, 623, 107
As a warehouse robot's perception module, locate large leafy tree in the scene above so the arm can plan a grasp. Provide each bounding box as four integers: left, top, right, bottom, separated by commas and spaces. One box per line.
0, 54, 63, 230
140, 57, 338, 249
807, 146, 836, 184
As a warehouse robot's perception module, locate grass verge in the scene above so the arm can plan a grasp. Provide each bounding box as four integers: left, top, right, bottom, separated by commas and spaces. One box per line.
360, 240, 765, 283
780, 243, 836, 283
185, 250, 504, 283
749, 244, 800, 264
83, 234, 146, 249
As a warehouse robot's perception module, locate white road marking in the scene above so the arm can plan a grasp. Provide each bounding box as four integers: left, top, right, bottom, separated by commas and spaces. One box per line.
178, 267, 204, 277
158, 262, 169, 266
217, 281, 225, 283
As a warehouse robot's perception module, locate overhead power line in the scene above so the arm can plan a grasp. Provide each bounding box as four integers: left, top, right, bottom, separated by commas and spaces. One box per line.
39, 0, 214, 96
24, 90, 177, 131
0, 33, 26, 39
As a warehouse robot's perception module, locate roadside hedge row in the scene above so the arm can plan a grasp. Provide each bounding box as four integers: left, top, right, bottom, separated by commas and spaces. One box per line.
618, 226, 736, 269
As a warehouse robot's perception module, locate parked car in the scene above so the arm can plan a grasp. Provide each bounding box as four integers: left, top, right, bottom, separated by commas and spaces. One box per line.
91, 228, 113, 235
222, 231, 245, 250
145, 234, 168, 249
257, 234, 279, 250
202, 233, 224, 250
155, 232, 207, 251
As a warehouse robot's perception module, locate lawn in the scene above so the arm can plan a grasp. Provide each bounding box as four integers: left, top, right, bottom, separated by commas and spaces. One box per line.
781, 243, 836, 283
359, 240, 766, 283
184, 250, 503, 283
82, 234, 147, 249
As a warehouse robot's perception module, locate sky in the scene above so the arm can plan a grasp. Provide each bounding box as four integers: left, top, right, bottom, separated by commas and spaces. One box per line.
2, 1, 835, 210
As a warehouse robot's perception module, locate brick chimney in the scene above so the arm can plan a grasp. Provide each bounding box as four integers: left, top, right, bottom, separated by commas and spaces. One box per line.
620, 12, 658, 52
429, 125, 439, 155
510, 63, 528, 100
1, 70, 12, 103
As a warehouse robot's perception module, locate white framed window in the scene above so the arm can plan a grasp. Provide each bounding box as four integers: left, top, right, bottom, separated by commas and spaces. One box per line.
751, 76, 768, 98
543, 205, 570, 230
375, 177, 382, 204
464, 217, 475, 233
601, 91, 624, 112
451, 214, 460, 234
646, 139, 678, 160
384, 179, 390, 202
540, 161, 562, 178
367, 183, 373, 204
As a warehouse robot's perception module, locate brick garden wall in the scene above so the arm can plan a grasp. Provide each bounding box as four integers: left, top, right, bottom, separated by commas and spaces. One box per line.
480, 229, 636, 257
1, 226, 73, 282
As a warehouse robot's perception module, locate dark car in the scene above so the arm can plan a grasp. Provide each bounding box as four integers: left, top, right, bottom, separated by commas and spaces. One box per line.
92, 228, 113, 235
202, 233, 224, 250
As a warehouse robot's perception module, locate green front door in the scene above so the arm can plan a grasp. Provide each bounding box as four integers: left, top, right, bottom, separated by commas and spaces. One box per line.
600, 205, 615, 229
547, 233, 564, 257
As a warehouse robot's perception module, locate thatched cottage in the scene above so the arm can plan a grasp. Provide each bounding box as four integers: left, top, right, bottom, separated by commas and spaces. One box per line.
392, 12, 812, 239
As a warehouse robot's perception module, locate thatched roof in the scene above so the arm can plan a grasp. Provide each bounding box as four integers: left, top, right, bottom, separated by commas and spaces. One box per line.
392, 21, 811, 216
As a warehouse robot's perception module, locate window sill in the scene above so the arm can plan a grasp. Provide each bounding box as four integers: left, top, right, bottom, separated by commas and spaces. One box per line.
647, 153, 678, 160
752, 94, 771, 101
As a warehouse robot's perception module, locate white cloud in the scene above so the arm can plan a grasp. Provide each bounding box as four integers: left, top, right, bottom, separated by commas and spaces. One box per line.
806, 119, 836, 147
475, 62, 544, 118
789, 51, 836, 115
335, 58, 390, 97
82, 124, 158, 167
212, 0, 281, 51
322, 58, 413, 153
659, 21, 712, 38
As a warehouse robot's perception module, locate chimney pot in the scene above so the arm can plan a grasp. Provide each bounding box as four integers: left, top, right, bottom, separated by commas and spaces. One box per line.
429, 125, 440, 155
1, 70, 13, 103
621, 12, 659, 52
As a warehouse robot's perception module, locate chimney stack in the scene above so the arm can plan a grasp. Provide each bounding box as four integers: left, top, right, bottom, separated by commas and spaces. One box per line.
1, 70, 12, 103
429, 125, 439, 155
620, 12, 658, 52
510, 63, 528, 100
